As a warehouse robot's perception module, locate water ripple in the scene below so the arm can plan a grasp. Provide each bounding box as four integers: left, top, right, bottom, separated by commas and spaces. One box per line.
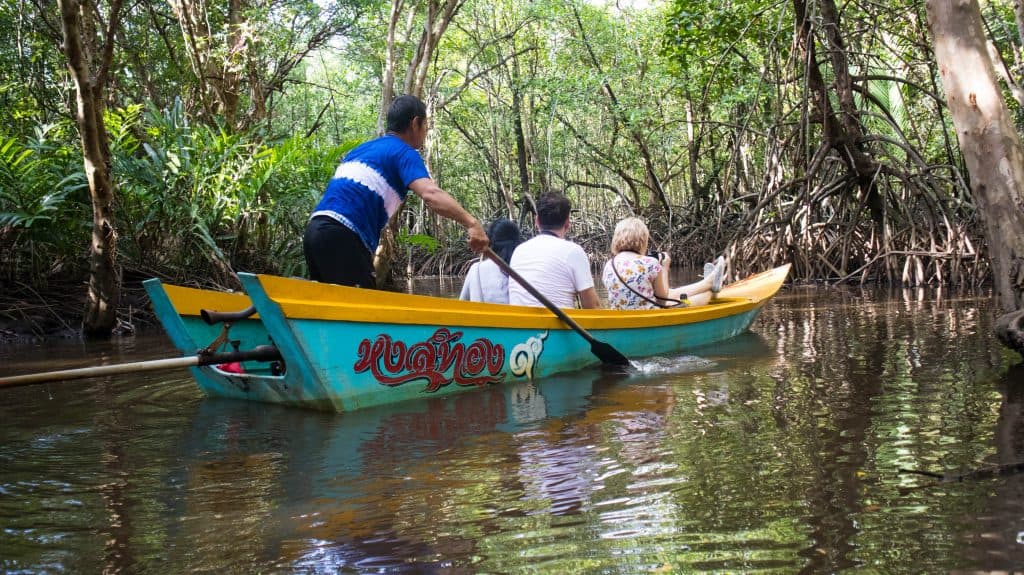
1, 294, 1021, 572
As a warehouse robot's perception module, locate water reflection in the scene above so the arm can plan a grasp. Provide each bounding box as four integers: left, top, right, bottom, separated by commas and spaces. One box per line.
162, 367, 628, 572
957, 363, 1024, 569
1, 285, 1021, 573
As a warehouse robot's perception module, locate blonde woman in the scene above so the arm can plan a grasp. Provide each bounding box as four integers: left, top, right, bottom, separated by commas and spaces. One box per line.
601, 217, 725, 310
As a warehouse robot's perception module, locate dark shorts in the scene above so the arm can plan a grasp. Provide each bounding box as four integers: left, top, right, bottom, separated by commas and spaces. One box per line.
303, 216, 375, 287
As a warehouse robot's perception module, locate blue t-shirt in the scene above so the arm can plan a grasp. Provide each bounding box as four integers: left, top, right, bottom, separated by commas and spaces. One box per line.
311, 135, 430, 253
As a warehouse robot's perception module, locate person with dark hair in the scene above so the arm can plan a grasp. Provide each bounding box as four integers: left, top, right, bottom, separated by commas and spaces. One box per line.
507, 192, 600, 309
459, 218, 521, 303
304, 94, 488, 287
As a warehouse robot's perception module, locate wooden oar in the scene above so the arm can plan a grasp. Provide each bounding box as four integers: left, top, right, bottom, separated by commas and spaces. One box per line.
0, 345, 281, 388
485, 247, 630, 366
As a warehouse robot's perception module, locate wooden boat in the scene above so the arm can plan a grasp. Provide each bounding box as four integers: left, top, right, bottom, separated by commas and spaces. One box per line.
143, 264, 790, 412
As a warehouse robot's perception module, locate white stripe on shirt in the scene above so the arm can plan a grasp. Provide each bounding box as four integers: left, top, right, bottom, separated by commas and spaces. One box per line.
333, 160, 402, 217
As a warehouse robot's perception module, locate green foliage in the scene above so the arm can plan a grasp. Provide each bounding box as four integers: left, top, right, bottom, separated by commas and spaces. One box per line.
397, 231, 441, 254
269, 57, 381, 146
113, 98, 353, 282
856, 71, 912, 158
663, 0, 786, 98
0, 0, 1001, 291
0, 125, 88, 281
0, 99, 353, 286
0, 0, 67, 137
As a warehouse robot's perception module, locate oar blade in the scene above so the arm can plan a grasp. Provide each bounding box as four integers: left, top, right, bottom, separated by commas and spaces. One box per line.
590, 339, 631, 366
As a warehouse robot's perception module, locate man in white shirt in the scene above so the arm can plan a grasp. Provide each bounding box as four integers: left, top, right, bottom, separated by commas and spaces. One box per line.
508, 193, 600, 309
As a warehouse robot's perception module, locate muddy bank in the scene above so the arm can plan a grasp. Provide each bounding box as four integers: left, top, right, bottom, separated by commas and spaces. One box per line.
0, 280, 155, 343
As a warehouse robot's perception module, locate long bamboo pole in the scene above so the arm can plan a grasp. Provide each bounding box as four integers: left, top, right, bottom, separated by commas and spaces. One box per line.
0, 346, 281, 388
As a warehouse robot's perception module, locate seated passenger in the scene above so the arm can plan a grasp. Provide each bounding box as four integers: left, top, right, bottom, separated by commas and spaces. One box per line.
508, 192, 600, 309
602, 217, 725, 310
460, 218, 522, 304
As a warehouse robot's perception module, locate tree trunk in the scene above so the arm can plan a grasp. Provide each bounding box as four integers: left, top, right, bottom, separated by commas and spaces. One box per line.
59, 0, 122, 338
405, 0, 462, 98
222, 0, 244, 127
926, 0, 1024, 356
1015, 0, 1024, 50
374, 0, 465, 287
511, 45, 531, 212
793, 0, 884, 223
170, 0, 218, 121
817, 0, 884, 221
377, 0, 404, 135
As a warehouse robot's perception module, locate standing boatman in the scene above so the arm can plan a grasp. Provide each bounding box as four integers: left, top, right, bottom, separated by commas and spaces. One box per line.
304, 95, 489, 287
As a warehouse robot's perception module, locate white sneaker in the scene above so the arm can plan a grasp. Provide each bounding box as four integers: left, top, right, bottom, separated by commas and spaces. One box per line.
703, 262, 716, 279
711, 256, 726, 293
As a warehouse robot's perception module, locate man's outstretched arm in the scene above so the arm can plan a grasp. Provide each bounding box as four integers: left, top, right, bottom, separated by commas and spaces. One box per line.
409, 178, 488, 252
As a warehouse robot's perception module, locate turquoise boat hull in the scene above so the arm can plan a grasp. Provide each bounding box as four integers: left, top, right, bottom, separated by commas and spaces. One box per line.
143, 265, 789, 412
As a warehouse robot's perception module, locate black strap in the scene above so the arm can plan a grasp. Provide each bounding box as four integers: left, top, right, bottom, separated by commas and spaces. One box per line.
610, 254, 686, 309
539, 229, 560, 237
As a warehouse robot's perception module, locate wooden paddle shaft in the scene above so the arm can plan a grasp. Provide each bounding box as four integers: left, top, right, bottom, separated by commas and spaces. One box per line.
484, 247, 596, 343
0, 346, 281, 388
1, 356, 204, 387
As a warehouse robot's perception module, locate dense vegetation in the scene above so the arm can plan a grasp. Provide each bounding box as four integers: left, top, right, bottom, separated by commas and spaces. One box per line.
1, 0, 1023, 335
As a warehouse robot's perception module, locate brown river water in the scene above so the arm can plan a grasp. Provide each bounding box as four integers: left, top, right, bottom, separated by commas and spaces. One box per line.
1, 278, 1023, 573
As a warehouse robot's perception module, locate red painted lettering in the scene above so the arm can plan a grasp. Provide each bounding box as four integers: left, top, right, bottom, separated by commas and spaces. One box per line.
354, 328, 505, 391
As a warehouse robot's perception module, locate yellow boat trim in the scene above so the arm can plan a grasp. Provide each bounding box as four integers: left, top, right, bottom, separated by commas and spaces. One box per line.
164, 284, 256, 318
160, 264, 789, 331
245, 264, 790, 331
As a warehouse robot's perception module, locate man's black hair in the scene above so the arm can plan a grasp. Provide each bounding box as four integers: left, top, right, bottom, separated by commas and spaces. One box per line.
386, 95, 427, 133
536, 192, 571, 230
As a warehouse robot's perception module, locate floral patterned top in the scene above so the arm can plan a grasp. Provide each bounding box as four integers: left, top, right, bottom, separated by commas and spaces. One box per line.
602, 252, 662, 310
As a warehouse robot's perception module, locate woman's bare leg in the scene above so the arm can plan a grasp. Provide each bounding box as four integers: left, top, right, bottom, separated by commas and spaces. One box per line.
664, 290, 711, 306
687, 291, 714, 306
668, 275, 713, 298
667, 276, 715, 306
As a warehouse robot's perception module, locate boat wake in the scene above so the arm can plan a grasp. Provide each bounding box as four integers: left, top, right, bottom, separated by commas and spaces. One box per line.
630, 355, 716, 375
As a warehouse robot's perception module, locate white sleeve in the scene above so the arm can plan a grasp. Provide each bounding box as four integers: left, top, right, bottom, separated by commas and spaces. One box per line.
567, 245, 595, 292
459, 262, 477, 300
